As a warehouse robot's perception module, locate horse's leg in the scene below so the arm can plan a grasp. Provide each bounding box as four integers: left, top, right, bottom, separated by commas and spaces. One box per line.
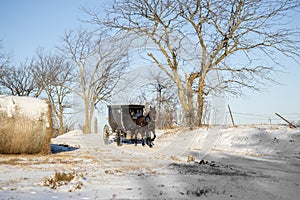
134, 128, 138, 146
144, 127, 148, 145
144, 127, 151, 148
141, 132, 145, 146
130, 130, 135, 144
117, 131, 121, 146
151, 126, 156, 142
144, 126, 154, 148
147, 136, 152, 148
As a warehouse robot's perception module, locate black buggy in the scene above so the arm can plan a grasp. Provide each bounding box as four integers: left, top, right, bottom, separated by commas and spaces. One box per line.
103, 104, 156, 147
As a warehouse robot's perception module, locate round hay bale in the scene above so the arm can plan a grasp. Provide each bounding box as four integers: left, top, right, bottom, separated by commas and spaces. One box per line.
0, 95, 53, 154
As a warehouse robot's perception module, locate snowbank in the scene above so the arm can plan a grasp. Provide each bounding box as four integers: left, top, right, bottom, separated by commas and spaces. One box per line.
190, 125, 300, 159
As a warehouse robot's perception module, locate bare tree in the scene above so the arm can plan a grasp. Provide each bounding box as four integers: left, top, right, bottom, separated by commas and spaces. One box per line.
0, 61, 39, 96
128, 71, 179, 128
0, 47, 62, 98
150, 72, 178, 128
88, 0, 300, 127
32, 49, 64, 97
60, 29, 129, 133
0, 45, 76, 135
33, 49, 76, 135
0, 40, 11, 86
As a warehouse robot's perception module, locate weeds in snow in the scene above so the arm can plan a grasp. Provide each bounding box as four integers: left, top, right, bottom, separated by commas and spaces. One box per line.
187, 185, 218, 197
43, 171, 84, 191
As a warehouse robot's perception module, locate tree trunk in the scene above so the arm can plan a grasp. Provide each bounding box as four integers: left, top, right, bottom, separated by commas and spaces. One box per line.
197, 76, 205, 127
157, 89, 162, 128
58, 103, 64, 135
89, 105, 95, 133
84, 99, 91, 134
173, 71, 194, 128
186, 78, 195, 129
94, 117, 98, 133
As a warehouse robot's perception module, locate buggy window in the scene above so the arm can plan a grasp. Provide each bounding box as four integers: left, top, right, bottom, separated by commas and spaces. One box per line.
129, 108, 143, 119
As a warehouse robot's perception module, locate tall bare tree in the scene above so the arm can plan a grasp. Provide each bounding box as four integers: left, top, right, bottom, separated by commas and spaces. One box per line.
60, 29, 129, 133
88, 0, 300, 127
33, 49, 75, 135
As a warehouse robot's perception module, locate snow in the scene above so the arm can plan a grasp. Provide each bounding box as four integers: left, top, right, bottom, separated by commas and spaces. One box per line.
0, 95, 48, 120
1, 125, 300, 199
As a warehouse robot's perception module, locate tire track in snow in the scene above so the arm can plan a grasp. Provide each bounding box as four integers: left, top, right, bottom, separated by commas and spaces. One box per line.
78, 129, 198, 172
190, 128, 223, 160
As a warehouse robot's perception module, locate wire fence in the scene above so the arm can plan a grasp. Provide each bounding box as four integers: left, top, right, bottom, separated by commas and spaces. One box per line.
225, 111, 300, 125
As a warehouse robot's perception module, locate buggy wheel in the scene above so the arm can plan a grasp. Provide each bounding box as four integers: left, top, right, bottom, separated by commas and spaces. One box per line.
103, 125, 110, 145
116, 132, 121, 146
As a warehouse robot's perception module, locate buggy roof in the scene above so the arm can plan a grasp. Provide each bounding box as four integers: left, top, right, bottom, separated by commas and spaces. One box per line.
107, 104, 145, 109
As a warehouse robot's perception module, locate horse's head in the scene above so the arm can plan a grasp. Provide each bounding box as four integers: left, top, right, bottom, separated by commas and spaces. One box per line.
144, 106, 156, 124
148, 106, 156, 120
145, 113, 151, 124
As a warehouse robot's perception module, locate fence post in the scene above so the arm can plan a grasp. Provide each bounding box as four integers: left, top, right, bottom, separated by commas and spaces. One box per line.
275, 113, 296, 128
228, 104, 235, 126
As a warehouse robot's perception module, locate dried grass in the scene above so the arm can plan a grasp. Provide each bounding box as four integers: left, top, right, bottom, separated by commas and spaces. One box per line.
0, 100, 52, 154
43, 171, 84, 190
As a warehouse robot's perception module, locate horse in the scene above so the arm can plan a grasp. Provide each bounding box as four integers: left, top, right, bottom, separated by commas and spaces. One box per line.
134, 106, 156, 147
146, 106, 156, 144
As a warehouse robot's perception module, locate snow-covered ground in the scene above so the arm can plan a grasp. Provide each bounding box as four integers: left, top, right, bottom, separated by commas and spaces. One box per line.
1, 125, 300, 199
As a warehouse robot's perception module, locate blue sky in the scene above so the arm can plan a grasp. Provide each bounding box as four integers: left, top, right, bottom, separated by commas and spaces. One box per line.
0, 0, 100, 62
1, 0, 299, 125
